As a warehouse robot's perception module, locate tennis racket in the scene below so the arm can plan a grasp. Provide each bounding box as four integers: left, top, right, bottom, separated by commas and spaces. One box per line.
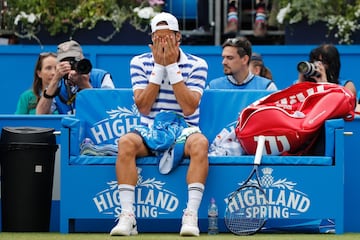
224, 135, 268, 235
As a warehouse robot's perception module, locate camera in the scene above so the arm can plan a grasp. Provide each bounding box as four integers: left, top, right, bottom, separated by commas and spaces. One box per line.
297, 61, 321, 78
69, 58, 92, 74
64, 58, 93, 81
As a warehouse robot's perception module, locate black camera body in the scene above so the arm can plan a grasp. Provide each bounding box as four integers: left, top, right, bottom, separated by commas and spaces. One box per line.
297, 61, 321, 79
70, 58, 92, 74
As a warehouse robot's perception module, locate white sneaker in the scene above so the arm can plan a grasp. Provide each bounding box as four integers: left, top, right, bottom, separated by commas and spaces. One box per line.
110, 212, 138, 236
180, 209, 200, 237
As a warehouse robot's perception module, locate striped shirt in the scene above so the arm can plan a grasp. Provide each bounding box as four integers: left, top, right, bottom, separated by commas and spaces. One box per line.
130, 48, 208, 127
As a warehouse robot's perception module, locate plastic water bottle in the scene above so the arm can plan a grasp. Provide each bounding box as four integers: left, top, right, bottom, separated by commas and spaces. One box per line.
208, 197, 219, 235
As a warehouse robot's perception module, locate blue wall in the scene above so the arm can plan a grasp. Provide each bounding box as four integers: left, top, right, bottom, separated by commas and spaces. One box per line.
0, 44, 359, 114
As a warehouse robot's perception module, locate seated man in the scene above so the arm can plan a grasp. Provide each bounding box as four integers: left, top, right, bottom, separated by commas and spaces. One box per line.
207, 37, 277, 90
110, 12, 209, 237
36, 40, 114, 114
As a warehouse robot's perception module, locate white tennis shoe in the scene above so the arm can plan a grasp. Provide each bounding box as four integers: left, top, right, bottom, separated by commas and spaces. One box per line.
180, 209, 200, 237
110, 212, 138, 236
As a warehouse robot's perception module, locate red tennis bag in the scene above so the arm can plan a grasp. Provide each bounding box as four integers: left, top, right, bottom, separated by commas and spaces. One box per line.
235, 82, 356, 155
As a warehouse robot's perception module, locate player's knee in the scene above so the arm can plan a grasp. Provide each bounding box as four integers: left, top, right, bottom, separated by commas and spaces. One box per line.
118, 133, 139, 154
192, 133, 208, 145
187, 133, 209, 155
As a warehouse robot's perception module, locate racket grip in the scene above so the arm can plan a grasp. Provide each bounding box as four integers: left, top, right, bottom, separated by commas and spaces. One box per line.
254, 135, 266, 165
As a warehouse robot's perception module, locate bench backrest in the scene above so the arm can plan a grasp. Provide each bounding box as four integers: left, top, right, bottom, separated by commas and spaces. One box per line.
65, 88, 342, 164
199, 89, 271, 141
74, 88, 272, 146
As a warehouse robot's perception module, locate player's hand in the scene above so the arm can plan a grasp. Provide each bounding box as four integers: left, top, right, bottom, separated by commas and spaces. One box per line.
149, 35, 166, 66
163, 34, 179, 66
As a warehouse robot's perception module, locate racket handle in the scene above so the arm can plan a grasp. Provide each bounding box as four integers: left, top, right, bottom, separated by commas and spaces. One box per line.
254, 135, 266, 165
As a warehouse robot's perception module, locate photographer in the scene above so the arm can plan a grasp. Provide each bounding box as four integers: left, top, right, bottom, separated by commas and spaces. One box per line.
295, 44, 358, 155
296, 44, 357, 99
36, 40, 114, 114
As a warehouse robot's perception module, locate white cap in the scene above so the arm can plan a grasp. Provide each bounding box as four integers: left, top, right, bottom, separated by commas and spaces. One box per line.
150, 12, 179, 33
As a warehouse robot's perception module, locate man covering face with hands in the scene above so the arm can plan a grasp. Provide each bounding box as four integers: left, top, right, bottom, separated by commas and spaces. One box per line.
110, 12, 209, 237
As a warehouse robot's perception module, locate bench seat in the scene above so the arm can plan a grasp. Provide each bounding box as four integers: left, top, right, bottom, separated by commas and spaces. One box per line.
69, 155, 333, 166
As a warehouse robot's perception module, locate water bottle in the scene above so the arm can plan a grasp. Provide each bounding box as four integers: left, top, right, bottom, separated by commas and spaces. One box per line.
208, 197, 219, 235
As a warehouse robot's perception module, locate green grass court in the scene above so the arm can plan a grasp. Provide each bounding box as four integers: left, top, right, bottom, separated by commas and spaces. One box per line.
1, 233, 360, 240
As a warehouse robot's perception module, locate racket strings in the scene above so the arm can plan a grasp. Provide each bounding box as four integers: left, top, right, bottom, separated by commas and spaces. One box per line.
225, 186, 268, 235
226, 215, 266, 235
225, 136, 267, 235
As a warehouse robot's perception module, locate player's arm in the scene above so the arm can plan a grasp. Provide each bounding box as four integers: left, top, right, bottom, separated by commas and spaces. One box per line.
163, 33, 202, 116
133, 35, 164, 115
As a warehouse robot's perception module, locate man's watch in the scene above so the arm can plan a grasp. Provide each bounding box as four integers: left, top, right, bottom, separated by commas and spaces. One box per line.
43, 89, 57, 99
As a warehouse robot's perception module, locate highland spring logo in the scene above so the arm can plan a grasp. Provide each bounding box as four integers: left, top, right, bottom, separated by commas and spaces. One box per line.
93, 168, 179, 218
89, 104, 140, 145
224, 167, 311, 219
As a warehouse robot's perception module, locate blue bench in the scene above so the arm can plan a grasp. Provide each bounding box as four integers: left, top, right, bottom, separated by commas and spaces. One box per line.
59, 89, 345, 234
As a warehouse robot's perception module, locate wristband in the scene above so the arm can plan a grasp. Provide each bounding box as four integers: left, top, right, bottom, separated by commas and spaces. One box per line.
43, 89, 57, 99
166, 63, 183, 85
149, 63, 165, 85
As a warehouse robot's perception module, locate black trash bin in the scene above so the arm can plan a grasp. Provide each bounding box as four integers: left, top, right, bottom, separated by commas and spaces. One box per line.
0, 127, 58, 232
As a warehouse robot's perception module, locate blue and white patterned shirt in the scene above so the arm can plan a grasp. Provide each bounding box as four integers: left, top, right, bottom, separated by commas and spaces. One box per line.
130, 48, 208, 127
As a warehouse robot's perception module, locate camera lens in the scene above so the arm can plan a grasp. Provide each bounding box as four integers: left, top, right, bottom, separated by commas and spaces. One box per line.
74, 59, 92, 74
297, 62, 310, 74
297, 61, 320, 78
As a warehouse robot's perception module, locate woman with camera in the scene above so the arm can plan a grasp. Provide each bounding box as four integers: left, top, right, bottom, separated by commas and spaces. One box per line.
295, 44, 359, 154
296, 44, 357, 99
36, 40, 115, 115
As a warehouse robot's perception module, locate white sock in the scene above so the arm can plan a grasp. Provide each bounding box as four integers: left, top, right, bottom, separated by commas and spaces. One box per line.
186, 183, 205, 214
118, 184, 135, 214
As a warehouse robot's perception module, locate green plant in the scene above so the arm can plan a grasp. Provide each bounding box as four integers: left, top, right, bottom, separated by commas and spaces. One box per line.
277, 0, 360, 44
69, 0, 124, 42
327, 3, 360, 44
7, 0, 79, 44
4, 0, 164, 45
